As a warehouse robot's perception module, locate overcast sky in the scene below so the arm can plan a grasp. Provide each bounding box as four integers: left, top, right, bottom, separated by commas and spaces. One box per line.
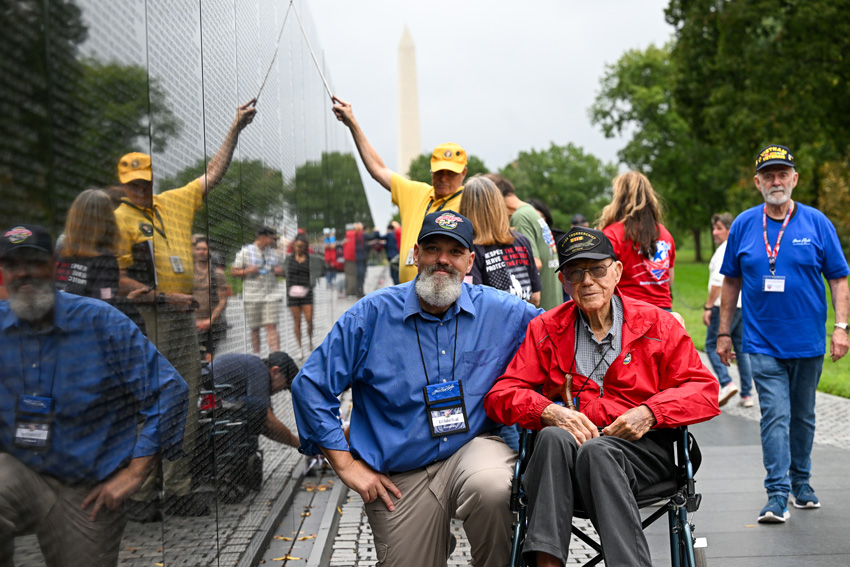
308, 0, 675, 227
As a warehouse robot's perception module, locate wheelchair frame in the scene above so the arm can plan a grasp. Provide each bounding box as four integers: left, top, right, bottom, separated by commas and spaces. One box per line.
509, 427, 708, 567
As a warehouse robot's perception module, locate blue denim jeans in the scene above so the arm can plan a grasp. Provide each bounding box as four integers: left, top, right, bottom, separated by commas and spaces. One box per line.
705, 306, 753, 397
749, 353, 823, 498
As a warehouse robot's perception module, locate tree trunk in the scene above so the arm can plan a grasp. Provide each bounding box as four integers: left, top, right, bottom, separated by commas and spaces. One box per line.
692, 227, 702, 262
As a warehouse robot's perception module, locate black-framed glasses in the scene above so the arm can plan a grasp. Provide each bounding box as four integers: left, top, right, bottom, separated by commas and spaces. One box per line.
562, 261, 614, 284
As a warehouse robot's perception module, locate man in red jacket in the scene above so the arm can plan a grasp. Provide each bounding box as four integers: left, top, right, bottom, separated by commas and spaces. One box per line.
484, 226, 719, 567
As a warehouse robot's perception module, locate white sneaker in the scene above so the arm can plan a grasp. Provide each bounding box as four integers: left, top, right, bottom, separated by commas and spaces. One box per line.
719, 382, 739, 407
738, 396, 754, 408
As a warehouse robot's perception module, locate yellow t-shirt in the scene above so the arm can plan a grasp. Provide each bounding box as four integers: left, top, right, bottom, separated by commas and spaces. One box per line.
390, 174, 464, 283
115, 179, 203, 294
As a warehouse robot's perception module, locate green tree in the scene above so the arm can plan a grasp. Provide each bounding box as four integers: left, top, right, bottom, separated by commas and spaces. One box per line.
499, 143, 618, 232
665, 0, 850, 213
590, 43, 736, 261
406, 153, 489, 184
291, 151, 373, 234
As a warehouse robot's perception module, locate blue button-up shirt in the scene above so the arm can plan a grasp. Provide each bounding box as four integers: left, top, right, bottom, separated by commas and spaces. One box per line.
292, 280, 541, 473
0, 292, 188, 484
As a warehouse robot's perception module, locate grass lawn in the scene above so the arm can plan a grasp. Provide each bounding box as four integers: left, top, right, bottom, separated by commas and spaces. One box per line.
671, 249, 849, 398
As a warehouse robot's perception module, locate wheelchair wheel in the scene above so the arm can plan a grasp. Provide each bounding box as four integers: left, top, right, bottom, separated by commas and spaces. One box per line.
694, 546, 708, 567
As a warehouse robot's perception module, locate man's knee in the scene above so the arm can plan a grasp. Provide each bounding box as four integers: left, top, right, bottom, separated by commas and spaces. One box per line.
461, 465, 512, 511
575, 437, 622, 477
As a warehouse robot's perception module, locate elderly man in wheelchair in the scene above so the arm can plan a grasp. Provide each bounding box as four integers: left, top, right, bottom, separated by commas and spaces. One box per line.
484, 227, 720, 567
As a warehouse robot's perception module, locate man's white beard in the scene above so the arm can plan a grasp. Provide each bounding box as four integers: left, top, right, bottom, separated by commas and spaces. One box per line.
8, 278, 56, 322
761, 182, 793, 206
415, 263, 463, 309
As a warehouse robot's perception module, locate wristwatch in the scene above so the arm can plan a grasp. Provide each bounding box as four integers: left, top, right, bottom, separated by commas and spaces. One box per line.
835, 322, 849, 333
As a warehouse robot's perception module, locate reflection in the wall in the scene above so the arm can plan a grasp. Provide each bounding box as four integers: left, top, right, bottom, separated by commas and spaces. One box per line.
1, 1, 373, 565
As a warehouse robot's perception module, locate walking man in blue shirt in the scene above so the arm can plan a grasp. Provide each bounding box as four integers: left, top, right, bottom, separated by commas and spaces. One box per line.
0, 224, 189, 567
717, 146, 850, 524
292, 211, 541, 567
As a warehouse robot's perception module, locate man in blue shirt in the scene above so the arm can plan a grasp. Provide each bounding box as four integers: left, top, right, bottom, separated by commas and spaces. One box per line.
718, 146, 850, 524
292, 211, 541, 567
0, 224, 188, 567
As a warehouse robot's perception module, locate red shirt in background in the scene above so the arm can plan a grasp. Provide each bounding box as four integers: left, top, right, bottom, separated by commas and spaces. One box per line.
603, 221, 675, 310
343, 229, 357, 262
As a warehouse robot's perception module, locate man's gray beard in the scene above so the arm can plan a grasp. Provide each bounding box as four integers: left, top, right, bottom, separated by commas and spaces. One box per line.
415, 264, 463, 309
761, 183, 792, 206
8, 279, 56, 322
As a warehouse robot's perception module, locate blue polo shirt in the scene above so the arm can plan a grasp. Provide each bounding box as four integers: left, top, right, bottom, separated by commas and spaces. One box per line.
720, 202, 849, 358
0, 292, 188, 484
292, 280, 541, 474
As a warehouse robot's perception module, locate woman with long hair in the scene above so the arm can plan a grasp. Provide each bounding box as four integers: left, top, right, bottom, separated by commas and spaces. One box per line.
597, 171, 676, 310
285, 234, 314, 359
192, 236, 228, 360
56, 188, 146, 331
459, 175, 541, 306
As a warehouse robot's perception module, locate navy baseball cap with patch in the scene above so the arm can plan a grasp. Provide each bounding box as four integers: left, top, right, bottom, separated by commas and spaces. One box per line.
555, 226, 617, 271
0, 224, 54, 259
417, 210, 474, 250
755, 144, 795, 171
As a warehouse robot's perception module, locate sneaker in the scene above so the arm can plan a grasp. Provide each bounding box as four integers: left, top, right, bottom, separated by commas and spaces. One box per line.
758, 495, 790, 523
791, 483, 821, 509
718, 382, 739, 407
738, 396, 754, 408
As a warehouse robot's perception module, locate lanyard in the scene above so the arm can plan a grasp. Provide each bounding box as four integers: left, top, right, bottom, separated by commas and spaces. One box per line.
19, 332, 58, 398
762, 201, 793, 276
425, 188, 463, 215
570, 315, 616, 401
121, 199, 168, 242
414, 315, 459, 385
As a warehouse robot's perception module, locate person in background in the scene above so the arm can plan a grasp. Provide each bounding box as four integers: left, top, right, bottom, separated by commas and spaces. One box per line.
285, 234, 314, 360
231, 226, 284, 355
571, 213, 590, 228
490, 174, 562, 311
598, 171, 676, 311
323, 228, 337, 288
55, 188, 146, 333
528, 198, 567, 250
703, 212, 753, 407
384, 221, 401, 285
192, 236, 228, 361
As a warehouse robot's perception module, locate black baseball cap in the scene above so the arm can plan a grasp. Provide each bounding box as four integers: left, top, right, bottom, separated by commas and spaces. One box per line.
417, 210, 474, 250
257, 225, 279, 238
755, 145, 795, 172
555, 227, 617, 271
571, 213, 588, 225
0, 225, 54, 259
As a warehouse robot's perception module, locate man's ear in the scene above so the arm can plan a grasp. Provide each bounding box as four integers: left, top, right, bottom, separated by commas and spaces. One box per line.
465, 251, 475, 275
413, 243, 420, 268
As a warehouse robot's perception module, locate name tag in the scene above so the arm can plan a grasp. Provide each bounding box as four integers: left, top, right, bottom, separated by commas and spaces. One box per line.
405, 248, 415, 266
14, 395, 54, 449
423, 380, 469, 438
763, 275, 785, 293
170, 255, 185, 274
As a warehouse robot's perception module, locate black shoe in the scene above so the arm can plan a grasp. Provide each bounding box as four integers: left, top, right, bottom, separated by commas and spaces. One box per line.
449, 534, 457, 557
125, 497, 162, 523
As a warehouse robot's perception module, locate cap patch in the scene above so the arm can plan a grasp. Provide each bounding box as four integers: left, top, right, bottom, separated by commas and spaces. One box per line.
562, 229, 600, 253
435, 213, 463, 230
443, 150, 453, 158
755, 145, 794, 169
5, 226, 32, 244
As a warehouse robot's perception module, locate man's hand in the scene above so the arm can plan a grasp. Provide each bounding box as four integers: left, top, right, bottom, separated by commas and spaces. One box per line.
540, 404, 599, 446
602, 405, 657, 441
716, 335, 733, 365
702, 309, 711, 327
331, 96, 355, 128
196, 319, 211, 332
234, 99, 257, 132
831, 329, 849, 362
81, 455, 158, 521
333, 457, 401, 512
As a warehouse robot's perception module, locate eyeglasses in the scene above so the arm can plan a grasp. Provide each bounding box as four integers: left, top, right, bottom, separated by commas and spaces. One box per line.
562, 261, 614, 284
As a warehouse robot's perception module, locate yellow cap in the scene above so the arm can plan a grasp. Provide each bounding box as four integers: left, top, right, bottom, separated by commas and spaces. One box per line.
430, 143, 467, 174
118, 152, 152, 184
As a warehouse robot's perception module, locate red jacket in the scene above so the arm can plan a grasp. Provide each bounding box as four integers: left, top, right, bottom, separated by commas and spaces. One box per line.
484, 293, 719, 430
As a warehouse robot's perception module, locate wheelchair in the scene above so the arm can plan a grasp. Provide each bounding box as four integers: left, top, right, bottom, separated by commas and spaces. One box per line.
509, 426, 708, 567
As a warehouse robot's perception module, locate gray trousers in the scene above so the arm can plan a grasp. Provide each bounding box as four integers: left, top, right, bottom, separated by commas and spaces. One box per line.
522, 428, 674, 567
0, 454, 127, 567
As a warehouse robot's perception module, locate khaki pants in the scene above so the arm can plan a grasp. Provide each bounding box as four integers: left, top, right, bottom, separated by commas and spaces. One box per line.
134, 308, 200, 499
365, 435, 516, 567
0, 454, 127, 567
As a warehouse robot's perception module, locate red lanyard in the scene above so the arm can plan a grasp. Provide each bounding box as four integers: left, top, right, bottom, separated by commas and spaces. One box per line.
762, 201, 793, 276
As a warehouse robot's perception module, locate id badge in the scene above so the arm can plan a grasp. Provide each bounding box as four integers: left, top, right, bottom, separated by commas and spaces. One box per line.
405, 248, 415, 266
14, 395, 54, 449
170, 255, 185, 274
763, 275, 785, 293
423, 380, 469, 438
